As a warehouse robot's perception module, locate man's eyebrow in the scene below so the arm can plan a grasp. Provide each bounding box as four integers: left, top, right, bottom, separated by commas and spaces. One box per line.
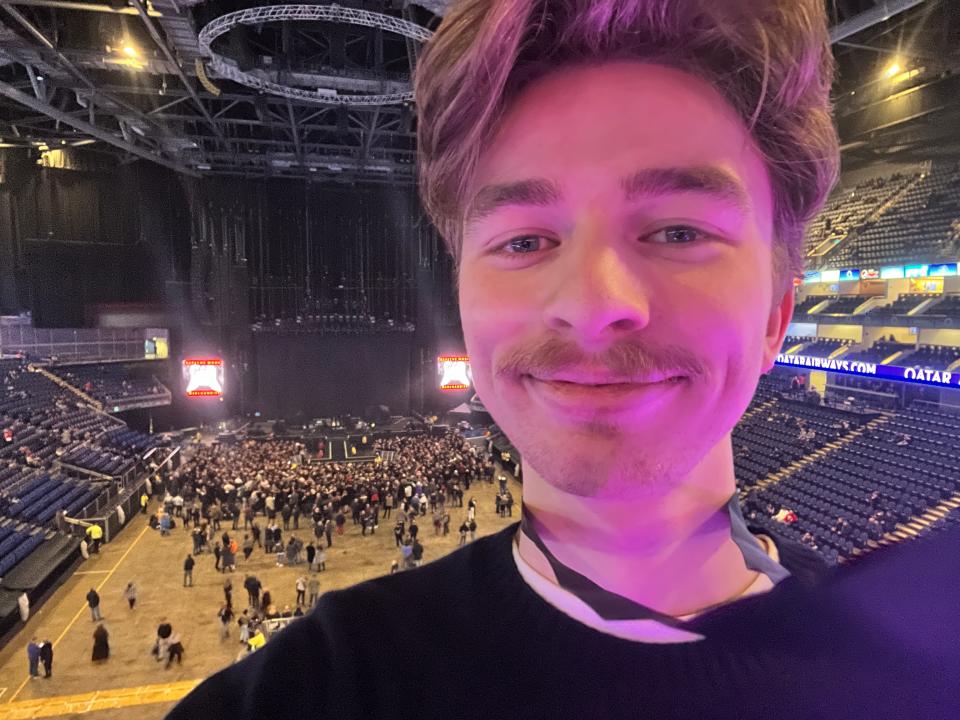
464, 165, 753, 225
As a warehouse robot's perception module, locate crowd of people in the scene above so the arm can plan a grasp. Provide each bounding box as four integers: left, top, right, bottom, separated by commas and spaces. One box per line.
21, 429, 500, 681
148, 430, 497, 652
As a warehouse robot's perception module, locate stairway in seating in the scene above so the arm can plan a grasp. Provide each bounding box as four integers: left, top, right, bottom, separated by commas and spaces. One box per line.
844, 493, 960, 563
739, 414, 892, 502
811, 170, 928, 265
28, 364, 103, 411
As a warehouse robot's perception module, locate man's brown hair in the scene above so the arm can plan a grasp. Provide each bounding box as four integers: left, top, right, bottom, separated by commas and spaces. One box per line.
414, 0, 840, 291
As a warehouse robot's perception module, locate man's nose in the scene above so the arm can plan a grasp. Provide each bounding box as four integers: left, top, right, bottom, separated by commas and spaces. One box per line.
542, 241, 651, 343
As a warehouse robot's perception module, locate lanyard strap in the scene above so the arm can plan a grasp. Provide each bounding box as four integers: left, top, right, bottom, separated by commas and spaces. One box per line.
518, 492, 790, 627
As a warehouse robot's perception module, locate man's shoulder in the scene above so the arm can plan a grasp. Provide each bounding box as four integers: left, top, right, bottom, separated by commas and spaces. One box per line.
319, 522, 517, 621
166, 524, 519, 719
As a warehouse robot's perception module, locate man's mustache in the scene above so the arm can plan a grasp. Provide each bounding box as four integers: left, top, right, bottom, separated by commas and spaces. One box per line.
494, 336, 707, 381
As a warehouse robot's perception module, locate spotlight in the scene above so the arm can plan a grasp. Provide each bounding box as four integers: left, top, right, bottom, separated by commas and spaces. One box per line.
884, 60, 901, 78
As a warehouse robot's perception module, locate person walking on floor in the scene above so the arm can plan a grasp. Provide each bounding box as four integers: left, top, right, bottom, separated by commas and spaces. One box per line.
86, 588, 102, 621
91, 624, 109, 662
39, 639, 53, 678
165, 631, 184, 669
218, 604, 234, 641
223, 578, 233, 610
123, 582, 138, 610
183, 554, 195, 587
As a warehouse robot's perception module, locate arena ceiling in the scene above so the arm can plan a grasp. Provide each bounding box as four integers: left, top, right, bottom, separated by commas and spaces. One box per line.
0, 0, 958, 183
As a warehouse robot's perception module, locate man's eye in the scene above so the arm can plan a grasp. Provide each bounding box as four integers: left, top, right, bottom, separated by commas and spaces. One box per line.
645, 226, 707, 244
495, 235, 554, 256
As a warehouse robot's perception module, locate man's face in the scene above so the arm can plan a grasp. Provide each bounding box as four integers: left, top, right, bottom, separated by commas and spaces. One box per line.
458, 62, 793, 500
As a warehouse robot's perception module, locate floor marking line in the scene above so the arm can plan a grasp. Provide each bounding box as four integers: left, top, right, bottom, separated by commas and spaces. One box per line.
7, 523, 151, 705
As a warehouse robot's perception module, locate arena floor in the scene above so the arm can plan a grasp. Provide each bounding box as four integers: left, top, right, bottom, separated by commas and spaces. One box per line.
0, 470, 522, 720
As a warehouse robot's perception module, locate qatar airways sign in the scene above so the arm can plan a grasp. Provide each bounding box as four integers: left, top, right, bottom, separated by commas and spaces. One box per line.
776, 353, 959, 389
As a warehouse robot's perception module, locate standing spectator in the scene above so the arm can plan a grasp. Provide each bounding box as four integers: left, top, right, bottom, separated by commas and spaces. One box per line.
307, 574, 320, 606
242, 534, 254, 561
316, 547, 326, 572
86, 588, 102, 621
469, 518, 477, 542
27, 638, 41, 680
295, 576, 307, 606
238, 612, 250, 647
91, 624, 109, 663
213, 543, 222, 571
183, 554, 195, 587
244, 575, 261, 609
458, 521, 469, 546
222, 543, 236, 573
140, 491, 149, 514
39, 639, 53, 679
123, 582, 138, 610
191, 526, 203, 555
305, 541, 316, 570
223, 578, 233, 609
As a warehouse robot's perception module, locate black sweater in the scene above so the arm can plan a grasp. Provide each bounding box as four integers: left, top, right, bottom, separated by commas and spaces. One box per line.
168, 522, 959, 720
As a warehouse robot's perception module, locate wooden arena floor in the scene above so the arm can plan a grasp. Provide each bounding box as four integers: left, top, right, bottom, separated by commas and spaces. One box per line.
0, 471, 522, 719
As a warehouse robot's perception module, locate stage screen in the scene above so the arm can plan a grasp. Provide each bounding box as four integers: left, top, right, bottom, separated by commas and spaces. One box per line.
438, 355, 472, 391
183, 357, 224, 397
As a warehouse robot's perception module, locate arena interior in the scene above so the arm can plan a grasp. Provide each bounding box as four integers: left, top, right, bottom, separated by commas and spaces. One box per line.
0, 0, 959, 717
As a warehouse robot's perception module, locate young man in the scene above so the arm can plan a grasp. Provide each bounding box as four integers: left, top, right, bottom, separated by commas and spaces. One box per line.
169, 1, 957, 718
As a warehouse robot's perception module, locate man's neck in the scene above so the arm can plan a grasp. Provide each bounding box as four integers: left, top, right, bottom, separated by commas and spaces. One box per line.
516, 436, 758, 617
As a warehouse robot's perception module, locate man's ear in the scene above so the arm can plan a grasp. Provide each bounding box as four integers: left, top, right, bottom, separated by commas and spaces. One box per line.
761, 283, 794, 373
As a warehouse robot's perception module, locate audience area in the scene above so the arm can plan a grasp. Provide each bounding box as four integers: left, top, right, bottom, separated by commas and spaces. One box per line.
0, 357, 169, 582
49, 365, 170, 410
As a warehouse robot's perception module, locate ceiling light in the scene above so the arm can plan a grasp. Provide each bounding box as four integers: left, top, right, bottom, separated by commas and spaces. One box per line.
884, 60, 901, 78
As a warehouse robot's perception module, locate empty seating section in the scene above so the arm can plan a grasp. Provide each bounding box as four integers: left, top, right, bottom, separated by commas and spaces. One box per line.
924, 295, 960, 317
0, 357, 157, 578
794, 295, 831, 314
818, 295, 866, 315
734, 390, 863, 490
780, 336, 809, 351
799, 338, 853, 358
842, 341, 914, 364
0, 474, 98, 524
807, 160, 960, 268
897, 344, 960, 371
99, 427, 167, 455
736, 370, 960, 566
862, 293, 929, 317
743, 407, 960, 566
0, 524, 45, 577
50, 365, 170, 408
803, 170, 921, 258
